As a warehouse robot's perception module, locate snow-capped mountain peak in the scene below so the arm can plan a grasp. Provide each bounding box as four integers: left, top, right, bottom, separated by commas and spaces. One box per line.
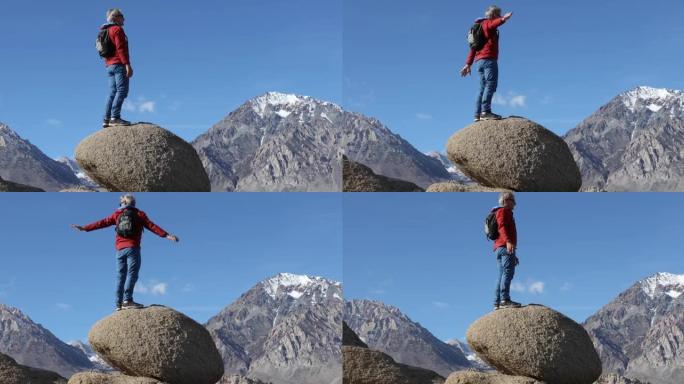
261, 273, 341, 301
621, 86, 684, 113
639, 272, 684, 299
249, 92, 341, 118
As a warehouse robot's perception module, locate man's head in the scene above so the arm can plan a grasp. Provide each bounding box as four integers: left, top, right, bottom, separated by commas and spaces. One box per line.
106, 8, 125, 26
499, 192, 516, 210
485, 5, 502, 19
120, 193, 136, 207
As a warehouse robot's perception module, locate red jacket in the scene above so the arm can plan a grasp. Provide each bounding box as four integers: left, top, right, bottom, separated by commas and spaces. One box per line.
493, 207, 517, 250
82, 208, 168, 250
466, 17, 507, 66
102, 24, 130, 66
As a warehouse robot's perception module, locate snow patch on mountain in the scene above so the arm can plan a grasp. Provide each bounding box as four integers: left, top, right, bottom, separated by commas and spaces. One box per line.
621, 86, 684, 113
262, 273, 342, 302
640, 272, 684, 299
250, 92, 341, 119
55, 157, 98, 188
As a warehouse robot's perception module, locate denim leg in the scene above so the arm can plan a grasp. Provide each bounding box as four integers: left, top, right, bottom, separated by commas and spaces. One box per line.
481, 60, 499, 113
104, 66, 118, 121
115, 249, 128, 305
500, 250, 516, 302
476, 63, 486, 117
494, 249, 503, 305
123, 247, 141, 302
111, 65, 129, 119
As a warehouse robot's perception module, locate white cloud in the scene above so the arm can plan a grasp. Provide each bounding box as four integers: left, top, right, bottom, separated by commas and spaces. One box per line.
416, 113, 433, 120
46, 119, 63, 127
493, 92, 527, 108
151, 283, 167, 295
56, 303, 72, 310
511, 281, 526, 292
510, 280, 545, 294
135, 280, 168, 296
432, 301, 450, 309
123, 98, 156, 114
529, 281, 545, 294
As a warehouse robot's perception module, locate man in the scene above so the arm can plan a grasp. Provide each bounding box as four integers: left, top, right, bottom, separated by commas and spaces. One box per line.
101, 8, 134, 128
492, 192, 521, 310
71, 194, 179, 311
460, 6, 513, 121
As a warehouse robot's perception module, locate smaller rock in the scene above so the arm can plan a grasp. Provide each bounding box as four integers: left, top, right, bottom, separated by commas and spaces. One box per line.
593, 374, 648, 384
75, 123, 210, 192
218, 375, 270, 384
343, 156, 424, 192
446, 370, 546, 384
343, 346, 444, 384
426, 182, 511, 192
68, 372, 166, 384
59, 186, 99, 192
343, 321, 368, 348
0, 352, 66, 384
0, 176, 45, 192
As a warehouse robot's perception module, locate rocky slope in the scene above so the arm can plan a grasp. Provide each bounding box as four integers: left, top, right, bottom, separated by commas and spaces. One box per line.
0, 122, 81, 191
56, 157, 99, 189
565, 86, 684, 191
192, 92, 450, 191
0, 304, 93, 377
344, 300, 471, 377
68, 340, 111, 371
584, 272, 684, 384
205, 273, 342, 384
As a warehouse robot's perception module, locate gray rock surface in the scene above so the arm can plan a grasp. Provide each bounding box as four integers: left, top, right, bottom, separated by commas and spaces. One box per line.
344, 300, 471, 378
447, 117, 581, 191
192, 92, 450, 191
584, 272, 684, 384
0, 175, 44, 191
0, 352, 67, 384
565, 86, 684, 191
0, 304, 93, 378
67, 372, 165, 384
218, 374, 271, 384
593, 374, 649, 384
343, 322, 368, 348
75, 123, 210, 192
0, 122, 80, 191
445, 370, 545, 384
343, 155, 424, 192
343, 346, 444, 384
88, 305, 223, 384
205, 273, 342, 384
426, 182, 509, 192
467, 304, 601, 384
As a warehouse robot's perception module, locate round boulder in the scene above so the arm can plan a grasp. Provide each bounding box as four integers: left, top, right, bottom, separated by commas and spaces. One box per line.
88, 305, 224, 384
446, 118, 581, 191
426, 182, 510, 192
343, 346, 444, 384
75, 123, 210, 192
343, 156, 424, 192
466, 305, 601, 384
446, 371, 545, 384
68, 372, 165, 384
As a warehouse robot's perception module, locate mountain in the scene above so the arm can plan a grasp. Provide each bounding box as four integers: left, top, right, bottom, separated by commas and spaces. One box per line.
55, 157, 99, 189
0, 122, 81, 191
425, 151, 472, 183
192, 92, 450, 191
205, 273, 342, 384
564, 86, 684, 191
0, 304, 93, 378
67, 340, 110, 371
344, 299, 471, 377
445, 339, 490, 371
583, 272, 684, 384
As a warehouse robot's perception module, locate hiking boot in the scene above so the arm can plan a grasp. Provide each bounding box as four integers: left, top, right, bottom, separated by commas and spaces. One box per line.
480, 111, 502, 120
474, 115, 481, 122
494, 302, 500, 311
102, 119, 110, 129
499, 300, 522, 309
115, 302, 122, 311
122, 300, 144, 309
109, 118, 131, 126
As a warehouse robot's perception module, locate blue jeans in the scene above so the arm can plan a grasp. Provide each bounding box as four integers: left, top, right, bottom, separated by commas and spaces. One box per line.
104, 64, 129, 120
494, 246, 516, 304
116, 247, 141, 305
476, 59, 498, 116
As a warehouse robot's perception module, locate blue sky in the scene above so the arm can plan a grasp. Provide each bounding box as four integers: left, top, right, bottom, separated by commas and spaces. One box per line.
343, 0, 684, 152
0, 0, 341, 158
343, 193, 683, 341
0, 193, 342, 343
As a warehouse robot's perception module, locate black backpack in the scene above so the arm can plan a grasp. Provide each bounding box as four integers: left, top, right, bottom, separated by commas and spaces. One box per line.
485, 208, 501, 240
96, 27, 115, 58
467, 22, 487, 51
116, 208, 138, 238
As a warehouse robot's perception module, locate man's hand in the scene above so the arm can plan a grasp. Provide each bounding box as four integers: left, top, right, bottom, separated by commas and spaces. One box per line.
506, 242, 516, 254
503, 12, 513, 21
459, 65, 471, 77
71, 224, 84, 232
166, 235, 179, 242
126, 64, 134, 78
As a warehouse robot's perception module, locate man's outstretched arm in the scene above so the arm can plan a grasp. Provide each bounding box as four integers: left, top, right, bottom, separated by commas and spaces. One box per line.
139, 212, 179, 242
71, 214, 116, 232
